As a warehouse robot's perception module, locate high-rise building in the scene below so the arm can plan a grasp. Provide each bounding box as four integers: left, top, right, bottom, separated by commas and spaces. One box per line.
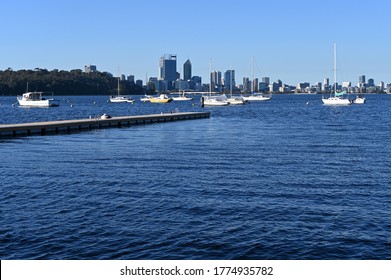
84, 64, 97, 73
262, 77, 270, 85
183, 59, 192, 81
359, 75, 366, 85
243, 77, 250, 92
159, 54, 177, 89
252, 78, 259, 92
224, 69, 235, 90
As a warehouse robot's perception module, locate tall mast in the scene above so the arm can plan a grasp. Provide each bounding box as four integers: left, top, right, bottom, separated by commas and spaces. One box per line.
230, 67, 233, 96
209, 60, 212, 95
334, 43, 337, 94
252, 56, 254, 93
117, 68, 120, 97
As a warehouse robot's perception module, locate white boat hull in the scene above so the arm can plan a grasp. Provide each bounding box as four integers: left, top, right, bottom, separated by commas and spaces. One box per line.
353, 97, 365, 104
243, 95, 271, 101
17, 98, 59, 107
227, 97, 246, 105
322, 97, 351, 106
109, 96, 134, 103
172, 96, 193, 101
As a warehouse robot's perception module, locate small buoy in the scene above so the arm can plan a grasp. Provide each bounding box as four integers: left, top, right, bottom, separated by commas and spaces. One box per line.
306, 101, 310, 105
93, 101, 96, 104
70, 104, 74, 107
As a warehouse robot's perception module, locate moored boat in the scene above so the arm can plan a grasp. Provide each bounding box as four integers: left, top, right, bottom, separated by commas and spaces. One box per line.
17, 92, 59, 107
149, 94, 173, 103
322, 44, 352, 106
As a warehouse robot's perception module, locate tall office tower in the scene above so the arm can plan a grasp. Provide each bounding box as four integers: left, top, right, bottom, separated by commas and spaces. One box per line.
210, 71, 222, 86
324, 77, 330, 87
262, 77, 270, 85
367, 78, 375, 87
224, 69, 235, 90
183, 59, 192, 81
159, 54, 177, 89
359, 75, 366, 85
243, 77, 250, 91
252, 78, 259, 92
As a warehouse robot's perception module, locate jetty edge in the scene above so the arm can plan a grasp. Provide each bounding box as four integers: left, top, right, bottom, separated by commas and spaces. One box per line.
0, 111, 210, 138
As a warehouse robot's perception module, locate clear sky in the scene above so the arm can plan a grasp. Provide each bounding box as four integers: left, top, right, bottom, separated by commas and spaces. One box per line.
1, 0, 390, 86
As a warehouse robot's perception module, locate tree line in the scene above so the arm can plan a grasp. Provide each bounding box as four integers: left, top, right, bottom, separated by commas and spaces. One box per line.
0, 68, 145, 96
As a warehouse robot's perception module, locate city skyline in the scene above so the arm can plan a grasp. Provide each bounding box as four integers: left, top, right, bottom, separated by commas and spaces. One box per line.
1, 0, 390, 86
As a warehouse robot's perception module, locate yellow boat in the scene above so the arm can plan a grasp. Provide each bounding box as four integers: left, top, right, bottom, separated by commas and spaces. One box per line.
149, 94, 173, 103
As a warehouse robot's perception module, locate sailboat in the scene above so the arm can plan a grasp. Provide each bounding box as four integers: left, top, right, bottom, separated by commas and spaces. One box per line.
172, 91, 194, 101
227, 68, 246, 105
109, 74, 135, 103
243, 56, 271, 101
322, 44, 351, 106
202, 62, 229, 106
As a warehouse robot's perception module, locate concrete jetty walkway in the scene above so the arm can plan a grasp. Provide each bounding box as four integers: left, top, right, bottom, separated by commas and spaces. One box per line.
0, 111, 210, 138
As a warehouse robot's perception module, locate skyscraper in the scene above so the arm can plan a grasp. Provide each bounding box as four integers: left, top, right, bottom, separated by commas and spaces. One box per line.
159, 54, 177, 89
224, 69, 235, 90
359, 75, 366, 85
183, 59, 192, 81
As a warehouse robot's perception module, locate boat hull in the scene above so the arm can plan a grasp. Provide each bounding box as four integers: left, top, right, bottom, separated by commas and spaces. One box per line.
109, 96, 134, 103
322, 97, 351, 106
353, 98, 365, 104
149, 98, 173, 103
243, 95, 271, 101
17, 98, 59, 107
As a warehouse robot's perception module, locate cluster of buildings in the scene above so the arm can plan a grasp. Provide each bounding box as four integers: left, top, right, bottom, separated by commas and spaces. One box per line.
85, 55, 391, 94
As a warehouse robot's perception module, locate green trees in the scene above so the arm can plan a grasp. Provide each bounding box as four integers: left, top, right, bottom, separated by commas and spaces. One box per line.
0, 69, 144, 95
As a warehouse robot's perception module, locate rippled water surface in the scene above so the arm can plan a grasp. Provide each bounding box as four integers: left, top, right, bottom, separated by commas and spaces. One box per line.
1, 94, 390, 259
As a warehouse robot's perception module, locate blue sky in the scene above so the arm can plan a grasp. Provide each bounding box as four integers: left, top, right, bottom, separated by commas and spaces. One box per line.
1, 0, 390, 86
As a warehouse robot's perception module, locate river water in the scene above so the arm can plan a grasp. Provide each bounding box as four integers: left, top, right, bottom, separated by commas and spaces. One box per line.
1, 94, 390, 259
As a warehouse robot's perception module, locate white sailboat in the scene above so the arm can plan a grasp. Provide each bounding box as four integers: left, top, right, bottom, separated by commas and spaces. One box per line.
202, 62, 229, 106
227, 68, 246, 105
109, 74, 135, 103
322, 44, 351, 106
172, 91, 194, 101
243, 56, 271, 101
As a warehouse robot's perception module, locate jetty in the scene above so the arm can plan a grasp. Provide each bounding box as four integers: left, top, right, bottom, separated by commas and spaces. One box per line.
0, 111, 210, 138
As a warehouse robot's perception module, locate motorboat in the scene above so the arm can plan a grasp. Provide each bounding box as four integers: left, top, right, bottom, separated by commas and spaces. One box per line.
149, 94, 173, 103
353, 94, 366, 104
17, 92, 59, 107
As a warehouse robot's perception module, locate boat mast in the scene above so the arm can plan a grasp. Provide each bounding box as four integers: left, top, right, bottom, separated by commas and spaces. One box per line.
209, 60, 212, 96
334, 43, 337, 95
252, 56, 254, 93
230, 66, 232, 97
117, 67, 120, 97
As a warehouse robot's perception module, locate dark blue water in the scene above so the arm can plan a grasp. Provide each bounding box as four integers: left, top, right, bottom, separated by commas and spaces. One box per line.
1, 94, 390, 259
